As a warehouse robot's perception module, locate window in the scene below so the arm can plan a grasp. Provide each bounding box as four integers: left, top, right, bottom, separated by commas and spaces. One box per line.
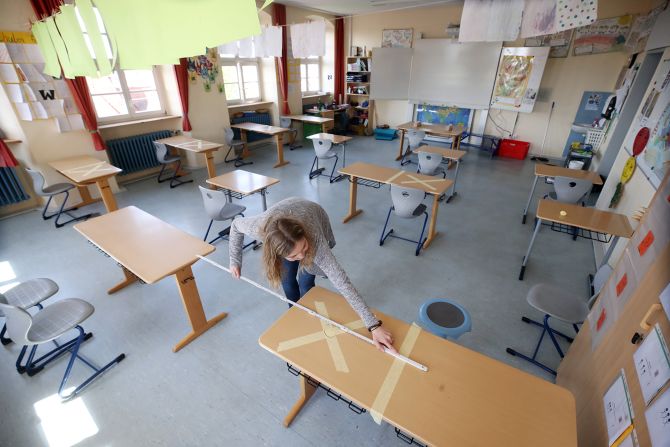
300, 57, 320, 95
219, 53, 262, 104
75, 5, 164, 121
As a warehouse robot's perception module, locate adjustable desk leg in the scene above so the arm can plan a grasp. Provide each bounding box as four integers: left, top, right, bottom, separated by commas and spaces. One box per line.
522, 176, 540, 224
342, 176, 363, 223
519, 218, 542, 280
284, 374, 317, 427
396, 129, 406, 161
423, 193, 441, 249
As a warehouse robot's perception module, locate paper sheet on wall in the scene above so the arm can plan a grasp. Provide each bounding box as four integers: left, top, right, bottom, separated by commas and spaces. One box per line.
6, 43, 26, 63
238, 37, 254, 58
0, 43, 10, 63
603, 370, 634, 447
21, 84, 36, 101
55, 116, 71, 132
23, 44, 44, 64
0, 63, 19, 83
589, 283, 618, 352
613, 429, 638, 447
556, 0, 597, 31
14, 103, 33, 121
520, 0, 556, 38
67, 114, 85, 131
5, 84, 24, 103
634, 324, 670, 405
44, 99, 66, 118
53, 80, 71, 99
610, 249, 638, 315
32, 101, 48, 119
17, 64, 46, 83
460, 0, 523, 42
645, 387, 670, 447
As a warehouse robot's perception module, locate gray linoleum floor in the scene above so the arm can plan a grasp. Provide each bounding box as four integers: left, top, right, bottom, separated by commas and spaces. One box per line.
0, 136, 596, 446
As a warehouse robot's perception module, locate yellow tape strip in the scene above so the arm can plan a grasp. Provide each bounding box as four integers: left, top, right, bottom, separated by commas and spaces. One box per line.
385, 171, 404, 184
277, 332, 327, 352
315, 301, 349, 373
370, 323, 422, 424
400, 175, 440, 191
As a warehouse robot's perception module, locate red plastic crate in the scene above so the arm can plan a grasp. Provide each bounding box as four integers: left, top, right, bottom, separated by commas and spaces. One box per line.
498, 139, 530, 160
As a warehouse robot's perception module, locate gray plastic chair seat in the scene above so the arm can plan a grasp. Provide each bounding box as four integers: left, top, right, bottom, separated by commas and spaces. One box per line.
27, 298, 94, 343
2, 278, 58, 310
42, 183, 75, 195
161, 154, 181, 164
526, 284, 589, 324
217, 202, 246, 220
320, 150, 338, 159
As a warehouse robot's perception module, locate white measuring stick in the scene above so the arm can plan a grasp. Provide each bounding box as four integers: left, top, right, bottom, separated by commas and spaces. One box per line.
197, 255, 428, 372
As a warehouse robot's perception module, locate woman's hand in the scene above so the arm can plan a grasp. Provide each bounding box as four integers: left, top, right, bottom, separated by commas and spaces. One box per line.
230, 265, 241, 279
371, 326, 397, 354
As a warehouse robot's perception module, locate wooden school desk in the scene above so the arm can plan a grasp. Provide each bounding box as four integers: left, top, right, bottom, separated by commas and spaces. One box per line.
307, 133, 353, 182
521, 164, 603, 224
74, 206, 227, 352
396, 122, 465, 161
287, 115, 335, 134
49, 155, 122, 213
519, 200, 633, 280
338, 162, 453, 249
230, 122, 291, 168
259, 287, 577, 447
206, 169, 279, 212
154, 135, 223, 181
413, 146, 466, 202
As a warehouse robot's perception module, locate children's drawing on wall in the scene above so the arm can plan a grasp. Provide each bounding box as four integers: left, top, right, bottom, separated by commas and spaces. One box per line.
493, 55, 533, 102
491, 47, 548, 113
187, 48, 220, 92
573, 15, 633, 56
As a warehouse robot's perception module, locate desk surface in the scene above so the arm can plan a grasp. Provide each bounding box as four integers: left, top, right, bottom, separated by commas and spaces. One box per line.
537, 200, 633, 237
206, 170, 279, 195
414, 145, 467, 161
287, 115, 334, 124
535, 164, 603, 185
230, 122, 288, 135
155, 135, 223, 153
259, 287, 576, 447
49, 156, 122, 183
74, 206, 214, 284
306, 133, 352, 144
397, 122, 464, 138
339, 162, 453, 195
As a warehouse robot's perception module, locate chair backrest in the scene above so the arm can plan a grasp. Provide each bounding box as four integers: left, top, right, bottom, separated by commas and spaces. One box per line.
553, 176, 592, 203
198, 185, 230, 219
418, 152, 442, 175
390, 184, 424, 218
224, 127, 235, 145
407, 130, 426, 149
25, 168, 47, 196
0, 295, 32, 346
279, 117, 291, 128
153, 141, 169, 163
312, 138, 333, 158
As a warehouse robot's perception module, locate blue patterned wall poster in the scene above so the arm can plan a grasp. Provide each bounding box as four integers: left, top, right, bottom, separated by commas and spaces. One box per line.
416, 104, 471, 127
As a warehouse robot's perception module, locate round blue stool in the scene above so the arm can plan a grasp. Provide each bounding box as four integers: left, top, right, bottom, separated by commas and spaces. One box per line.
418, 299, 471, 340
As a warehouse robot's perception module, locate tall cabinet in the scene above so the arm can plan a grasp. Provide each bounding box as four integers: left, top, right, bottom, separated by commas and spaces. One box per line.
345, 56, 374, 135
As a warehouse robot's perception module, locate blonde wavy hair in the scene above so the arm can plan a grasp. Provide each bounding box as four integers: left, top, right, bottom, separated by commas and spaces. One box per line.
262, 217, 315, 288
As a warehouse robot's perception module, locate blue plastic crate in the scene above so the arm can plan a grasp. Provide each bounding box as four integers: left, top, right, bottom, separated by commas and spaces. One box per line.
374, 128, 397, 140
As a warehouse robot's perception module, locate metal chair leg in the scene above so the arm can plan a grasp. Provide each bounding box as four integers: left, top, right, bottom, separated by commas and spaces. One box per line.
328, 155, 339, 183
379, 207, 394, 246
203, 220, 214, 242
415, 211, 429, 256
55, 191, 94, 228
157, 163, 171, 183
169, 161, 193, 189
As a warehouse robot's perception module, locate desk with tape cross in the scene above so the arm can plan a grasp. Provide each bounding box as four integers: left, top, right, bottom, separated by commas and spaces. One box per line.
155, 135, 223, 181
521, 164, 603, 224
49, 155, 122, 213
338, 162, 453, 250
396, 122, 465, 162
413, 146, 467, 203
74, 206, 227, 352
519, 200, 633, 280
230, 122, 292, 168
259, 286, 577, 446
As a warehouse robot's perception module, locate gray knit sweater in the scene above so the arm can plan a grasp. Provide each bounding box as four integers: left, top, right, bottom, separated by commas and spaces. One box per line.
228, 197, 378, 327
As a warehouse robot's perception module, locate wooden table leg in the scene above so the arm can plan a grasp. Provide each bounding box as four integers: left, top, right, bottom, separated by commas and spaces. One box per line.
342, 176, 363, 223
283, 375, 317, 427
205, 151, 217, 185
423, 193, 441, 249
108, 267, 138, 294
241, 130, 250, 158
173, 265, 228, 353
75, 184, 102, 207
455, 134, 461, 151
95, 177, 118, 212
396, 129, 406, 161
273, 133, 289, 168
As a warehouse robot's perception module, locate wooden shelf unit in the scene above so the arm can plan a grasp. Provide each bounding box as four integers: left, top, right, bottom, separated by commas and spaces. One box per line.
345, 56, 373, 135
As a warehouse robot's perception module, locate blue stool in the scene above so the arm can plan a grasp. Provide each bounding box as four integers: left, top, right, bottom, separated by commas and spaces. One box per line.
418, 299, 471, 340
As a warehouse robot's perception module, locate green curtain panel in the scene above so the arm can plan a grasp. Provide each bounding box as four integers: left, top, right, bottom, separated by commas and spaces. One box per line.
31, 21, 61, 77
54, 5, 98, 76
94, 0, 261, 69
44, 16, 74, 78
76, 0, 114, 76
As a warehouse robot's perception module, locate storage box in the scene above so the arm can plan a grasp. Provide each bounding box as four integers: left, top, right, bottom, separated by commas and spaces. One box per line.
374, 128, 397, 140
498, 139, 530, 160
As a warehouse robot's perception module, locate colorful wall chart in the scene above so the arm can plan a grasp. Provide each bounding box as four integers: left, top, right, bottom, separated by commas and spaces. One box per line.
573, 15, 633, 56
491, 46, 549, 113
186, 48, 220, 93
524, 29, 574, 58
416, 104, 471, 128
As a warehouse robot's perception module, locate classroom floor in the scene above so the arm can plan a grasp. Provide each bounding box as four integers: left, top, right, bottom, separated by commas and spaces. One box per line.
0, 135, 596, 446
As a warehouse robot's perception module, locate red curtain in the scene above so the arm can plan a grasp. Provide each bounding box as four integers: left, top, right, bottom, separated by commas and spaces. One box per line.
0, 141, 19, 168
334, 17, 345, 105
31, 0, 106, 150
174, 58, 192, 131
272, 3, 290, 115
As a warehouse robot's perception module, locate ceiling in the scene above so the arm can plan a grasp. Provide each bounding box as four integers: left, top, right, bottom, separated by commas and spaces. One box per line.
279, 0, 457, 16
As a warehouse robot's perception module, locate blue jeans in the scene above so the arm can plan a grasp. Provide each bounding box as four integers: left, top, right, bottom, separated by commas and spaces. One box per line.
281, 259, 315, 304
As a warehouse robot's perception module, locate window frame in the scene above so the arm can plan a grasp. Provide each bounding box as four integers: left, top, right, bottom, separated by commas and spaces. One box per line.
220, 56, 263, 105
300, 56, 321, 96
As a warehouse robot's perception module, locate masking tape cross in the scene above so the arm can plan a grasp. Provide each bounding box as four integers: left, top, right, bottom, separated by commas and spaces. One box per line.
384, 171, 405, 184
399, 175, 446, 191
63, 162, 117, 177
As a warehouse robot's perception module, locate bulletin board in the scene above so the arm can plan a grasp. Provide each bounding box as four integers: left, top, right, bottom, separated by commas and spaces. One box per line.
490, 46, 549, 113
0, 30, 83, 132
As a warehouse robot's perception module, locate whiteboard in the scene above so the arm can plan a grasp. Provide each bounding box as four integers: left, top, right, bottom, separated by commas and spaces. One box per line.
490, 46, 549, 113
370, 47, 413, 100
408, 39, 502, 109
